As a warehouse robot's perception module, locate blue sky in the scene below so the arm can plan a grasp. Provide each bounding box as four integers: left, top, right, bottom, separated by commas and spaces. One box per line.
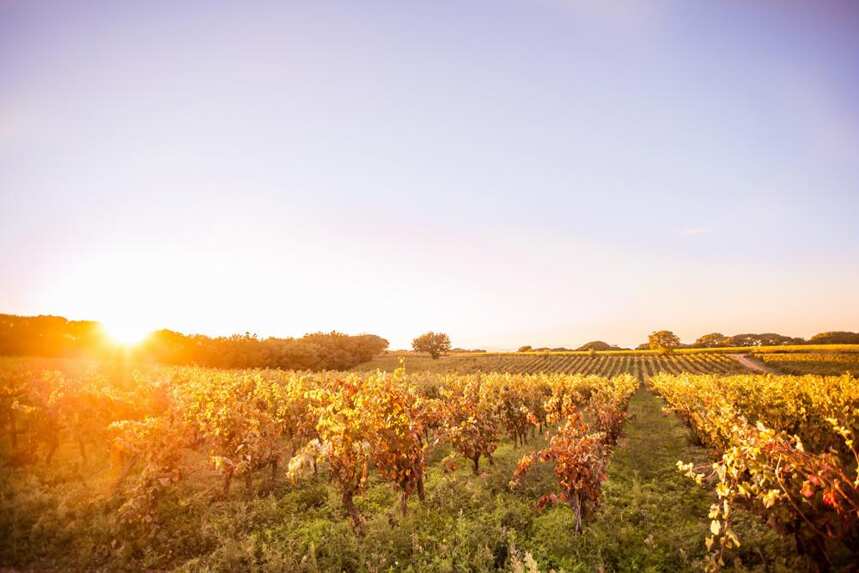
1, 0, 857, 349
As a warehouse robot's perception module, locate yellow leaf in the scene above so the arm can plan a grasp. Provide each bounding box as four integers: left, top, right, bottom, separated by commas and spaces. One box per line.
726, 528, 741, 548
708, 504, 720, 519
762, 489, 780, 508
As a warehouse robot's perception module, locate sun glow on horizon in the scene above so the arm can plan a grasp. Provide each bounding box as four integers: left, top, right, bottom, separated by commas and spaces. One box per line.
101, 320, 153, 347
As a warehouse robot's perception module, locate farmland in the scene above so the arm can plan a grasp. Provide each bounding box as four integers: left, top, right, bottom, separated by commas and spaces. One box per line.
357, 346, 859, 378
4, 353, 857, 571
754, 352, 859, 376
652, 372, 858, 570
356, 351, 751, 376
2, 358, 648, 571
4, 0, 857, 571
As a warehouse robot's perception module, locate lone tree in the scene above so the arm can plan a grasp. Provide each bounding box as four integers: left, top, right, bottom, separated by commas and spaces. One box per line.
412, 332, 451, 359
648, 330, 680, 354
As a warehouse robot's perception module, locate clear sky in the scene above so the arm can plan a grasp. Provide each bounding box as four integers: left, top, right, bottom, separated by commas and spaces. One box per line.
1, 0, 857, 350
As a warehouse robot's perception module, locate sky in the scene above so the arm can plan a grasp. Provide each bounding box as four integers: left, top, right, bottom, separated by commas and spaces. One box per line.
1, 0, 858, 350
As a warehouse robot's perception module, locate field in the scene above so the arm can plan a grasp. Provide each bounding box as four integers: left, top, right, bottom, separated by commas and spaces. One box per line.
359, 346, 859, 378
1, 354, 857, 571
753, 352, 859, 376
651, 372, 858, 570
5, 1, 857, 571
356, 351, 750, 376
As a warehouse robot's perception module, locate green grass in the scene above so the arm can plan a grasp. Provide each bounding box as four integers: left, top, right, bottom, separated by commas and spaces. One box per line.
512, 387, 800, 572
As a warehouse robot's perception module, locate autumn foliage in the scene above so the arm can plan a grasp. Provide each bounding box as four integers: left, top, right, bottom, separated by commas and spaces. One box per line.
1, 357, 641, 540
653, 373, 859, 570
510, 374, 637, 531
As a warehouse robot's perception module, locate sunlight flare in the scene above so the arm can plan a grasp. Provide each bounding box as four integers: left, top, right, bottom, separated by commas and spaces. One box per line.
101, 320, 153, 346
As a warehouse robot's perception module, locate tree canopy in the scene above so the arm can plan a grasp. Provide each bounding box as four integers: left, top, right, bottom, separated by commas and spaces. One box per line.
809, 331, 859, 344
411, 331, 451, 359
0, 314, 388, 370
648, 330, 681, 354
576, 341, 620, 351
694, 333, 730, 348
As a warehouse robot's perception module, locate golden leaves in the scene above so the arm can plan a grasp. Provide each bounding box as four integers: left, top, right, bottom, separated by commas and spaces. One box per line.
656, 371, 859, 570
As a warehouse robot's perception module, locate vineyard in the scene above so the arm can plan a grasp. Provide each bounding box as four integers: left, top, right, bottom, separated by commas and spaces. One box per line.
754, 352, 859, 376
356, 352, 749, 376
4, 0, 855, 571
1, 357, 644, 571
651, 372, 858, 570
1, 355, 856, 571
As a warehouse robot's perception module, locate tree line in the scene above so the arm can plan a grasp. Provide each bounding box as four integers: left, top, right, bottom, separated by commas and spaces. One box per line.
640, 330, 859, 352
0, 314, 388, 371
641, 330, 859, 350
689, 330, 859, 347
517, 331, 859, 353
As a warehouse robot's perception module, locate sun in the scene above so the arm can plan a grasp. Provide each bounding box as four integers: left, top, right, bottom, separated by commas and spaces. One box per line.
101, 320, 152, 347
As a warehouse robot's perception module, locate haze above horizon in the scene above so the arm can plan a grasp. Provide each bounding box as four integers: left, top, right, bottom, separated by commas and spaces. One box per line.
1, 0, 857, 350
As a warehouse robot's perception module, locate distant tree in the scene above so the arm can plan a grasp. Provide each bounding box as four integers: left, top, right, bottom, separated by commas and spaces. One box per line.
726, 333, 803, 347
809, 331, 859, 345
517, 345, 533, 352
412, 332, 451, 359
694, 332, 729, 348
0, 313, 108, 357
635, 343, 650, 351
349, 334, 390, 362
576, 341, 615, 351
648, 330, 680, 354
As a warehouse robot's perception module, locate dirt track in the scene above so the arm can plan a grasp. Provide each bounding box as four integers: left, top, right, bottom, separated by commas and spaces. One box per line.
731, 354, 776, 374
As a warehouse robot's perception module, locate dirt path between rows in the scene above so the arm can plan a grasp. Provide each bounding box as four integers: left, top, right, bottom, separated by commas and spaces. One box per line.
730, 353, 777, 373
